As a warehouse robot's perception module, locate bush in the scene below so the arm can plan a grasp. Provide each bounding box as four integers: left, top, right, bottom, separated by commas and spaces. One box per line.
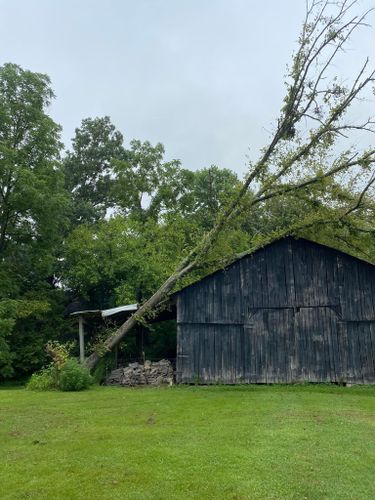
58, 359, 92, 391
26, 366, 55, 391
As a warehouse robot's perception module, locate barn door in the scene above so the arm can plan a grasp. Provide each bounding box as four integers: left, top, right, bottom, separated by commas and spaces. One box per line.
338, 321, 375, 384
244, 306, 342, 383
176, 323, 245, 384
244, 308, 294, 383
293, 307, 340, 382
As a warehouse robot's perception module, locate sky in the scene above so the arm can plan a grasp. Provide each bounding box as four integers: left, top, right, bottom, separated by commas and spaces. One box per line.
0, 0, 374, 177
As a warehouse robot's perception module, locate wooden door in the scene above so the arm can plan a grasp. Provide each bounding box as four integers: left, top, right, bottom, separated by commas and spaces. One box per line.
338, 321, 375, 384
244, 308, 294, 383
244, 307, 342, 383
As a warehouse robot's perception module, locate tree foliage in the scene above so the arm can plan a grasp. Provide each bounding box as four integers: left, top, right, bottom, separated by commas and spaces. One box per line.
64, 116, 126, 225
0, 63, 68, 379
113, 140, 194, 222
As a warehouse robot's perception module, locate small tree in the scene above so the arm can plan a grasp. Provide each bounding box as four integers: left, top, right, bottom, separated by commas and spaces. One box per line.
86, 0, 375, 370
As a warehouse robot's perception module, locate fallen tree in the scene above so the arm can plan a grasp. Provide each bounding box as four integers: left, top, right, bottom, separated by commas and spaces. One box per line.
86, 0, 375, 369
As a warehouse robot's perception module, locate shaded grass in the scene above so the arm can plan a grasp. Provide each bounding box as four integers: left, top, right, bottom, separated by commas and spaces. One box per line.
0, 384, 374, 499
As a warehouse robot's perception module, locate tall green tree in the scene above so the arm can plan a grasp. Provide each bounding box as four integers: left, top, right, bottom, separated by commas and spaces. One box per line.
0, 63, 68, 379
113, 140, 194, 223
187, 166, 242, 229
64, 116, 126, 225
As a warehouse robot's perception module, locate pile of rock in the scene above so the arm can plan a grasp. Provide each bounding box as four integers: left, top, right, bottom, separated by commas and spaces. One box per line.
105, 359, 174, 387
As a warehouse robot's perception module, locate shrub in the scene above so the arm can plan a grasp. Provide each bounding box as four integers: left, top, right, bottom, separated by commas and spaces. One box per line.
45, 340, 70, 371
26, 366, 55, 391
58, 359, 92, 391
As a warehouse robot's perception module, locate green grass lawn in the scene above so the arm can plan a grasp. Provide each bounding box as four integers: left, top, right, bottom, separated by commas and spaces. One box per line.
0, 385, 374, 499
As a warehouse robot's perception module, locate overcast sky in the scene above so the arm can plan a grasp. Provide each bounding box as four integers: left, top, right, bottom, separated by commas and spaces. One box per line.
0, 0, 374, 177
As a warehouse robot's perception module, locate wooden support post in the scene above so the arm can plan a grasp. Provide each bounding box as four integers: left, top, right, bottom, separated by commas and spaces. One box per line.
114, 343, 118, 369
141, 326, 145, 364
78, 315, 85, 364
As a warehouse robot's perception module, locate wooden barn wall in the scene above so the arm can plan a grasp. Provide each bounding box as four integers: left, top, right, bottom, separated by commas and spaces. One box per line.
176, 239, 375, 384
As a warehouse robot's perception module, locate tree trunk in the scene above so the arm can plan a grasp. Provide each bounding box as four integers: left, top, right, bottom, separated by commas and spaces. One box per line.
85, 261, 196, 369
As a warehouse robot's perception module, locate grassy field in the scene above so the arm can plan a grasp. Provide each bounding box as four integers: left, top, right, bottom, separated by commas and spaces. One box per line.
0, 384, 374, 499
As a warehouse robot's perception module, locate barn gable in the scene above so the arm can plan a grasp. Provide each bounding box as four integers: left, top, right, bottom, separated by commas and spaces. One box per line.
175, 237, 375, 384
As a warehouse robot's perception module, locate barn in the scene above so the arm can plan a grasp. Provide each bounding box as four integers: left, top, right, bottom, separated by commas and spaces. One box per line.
174, 237, 375, 385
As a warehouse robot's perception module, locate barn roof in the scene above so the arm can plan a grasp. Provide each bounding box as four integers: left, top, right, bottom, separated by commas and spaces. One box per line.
173, 235, 375, 297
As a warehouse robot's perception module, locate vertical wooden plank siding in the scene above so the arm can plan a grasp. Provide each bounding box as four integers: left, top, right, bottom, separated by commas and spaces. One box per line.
175, 238, 375, 384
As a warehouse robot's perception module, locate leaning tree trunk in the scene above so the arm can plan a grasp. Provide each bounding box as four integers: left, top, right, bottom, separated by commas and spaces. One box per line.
85, 0, 375, 370
86, 261, 196, 369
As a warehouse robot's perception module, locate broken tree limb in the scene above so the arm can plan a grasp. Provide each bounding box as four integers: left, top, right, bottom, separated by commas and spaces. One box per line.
85, 0, 375, 370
